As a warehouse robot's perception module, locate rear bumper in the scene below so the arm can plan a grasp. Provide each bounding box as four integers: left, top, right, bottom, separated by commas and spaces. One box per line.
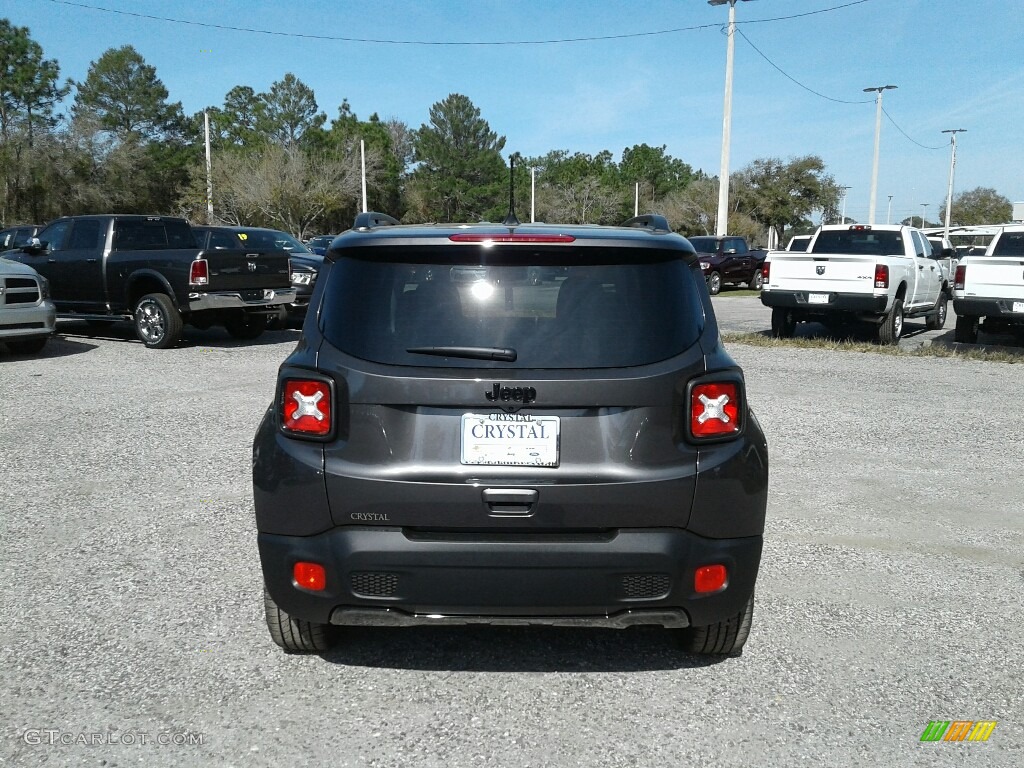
187, 287, 296, 313
953, 296, 1024, 321
761, 289, 888, 314
259, 527, 762, 629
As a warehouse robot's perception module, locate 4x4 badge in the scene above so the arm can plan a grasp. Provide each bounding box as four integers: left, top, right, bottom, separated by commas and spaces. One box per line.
485, 383, 536, 404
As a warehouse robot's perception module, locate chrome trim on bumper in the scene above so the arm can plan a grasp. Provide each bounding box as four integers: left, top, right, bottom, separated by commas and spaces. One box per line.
187, 288, 296, 312
329, 607, 690, 629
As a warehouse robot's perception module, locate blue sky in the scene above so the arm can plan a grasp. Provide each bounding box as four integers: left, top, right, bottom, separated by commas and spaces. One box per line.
4, 0, 1023, 224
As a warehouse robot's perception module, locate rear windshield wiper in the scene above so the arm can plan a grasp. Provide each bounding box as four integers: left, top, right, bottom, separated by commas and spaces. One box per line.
406, 346, 517, 362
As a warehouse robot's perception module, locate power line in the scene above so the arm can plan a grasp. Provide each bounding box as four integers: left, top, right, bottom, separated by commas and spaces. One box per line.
44, 0, 875, 46
881, 107, 947, 150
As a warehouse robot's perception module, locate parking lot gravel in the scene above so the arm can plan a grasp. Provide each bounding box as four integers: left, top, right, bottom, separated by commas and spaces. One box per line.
2, 319, 1022, 767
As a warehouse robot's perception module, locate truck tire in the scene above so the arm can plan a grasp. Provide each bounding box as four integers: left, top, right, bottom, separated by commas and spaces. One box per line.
679, 592, 754, 655
750, 271, 763, 291
770, 307, 796, 338
264, 586, 336, 653
877, 298, 904, 345
954, 314, 979, 344
925, 292, 948, 330
133, 293, 182, 349
223, 312, 267, 340
7, 337, 48, 355
707, 271, 722, 295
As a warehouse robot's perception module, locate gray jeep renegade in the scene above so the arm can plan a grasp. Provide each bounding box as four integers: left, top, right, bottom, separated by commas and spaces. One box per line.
253, 212, 768, 655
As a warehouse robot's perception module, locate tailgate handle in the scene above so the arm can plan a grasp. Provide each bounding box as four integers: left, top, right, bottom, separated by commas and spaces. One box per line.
482, 488, 538, 516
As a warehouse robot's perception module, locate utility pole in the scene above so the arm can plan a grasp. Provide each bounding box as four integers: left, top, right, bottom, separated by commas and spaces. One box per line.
634, 183, 639, 217
863, 85, 897, 225
942, 129, 967, 239
360, 139, 367, 213
887, 195, 893, 224
204, 110, 214, 222
709, 0, 750, 237
531, 167, 536, 223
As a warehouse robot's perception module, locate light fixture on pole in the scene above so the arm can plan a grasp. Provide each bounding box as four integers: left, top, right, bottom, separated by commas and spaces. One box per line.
887, 195, 893, 224
941, 129, 966, 239
709, 0, 751, 237
920, 203, 929, 229
863, 84, 897, 225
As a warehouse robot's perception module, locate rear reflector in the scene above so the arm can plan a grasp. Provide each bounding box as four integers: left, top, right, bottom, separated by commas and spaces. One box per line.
293, 562, 326, 592
874, 264, 889, 289
694, 564, 728, 593
954, 264, 966, 290
448, 233, 576, 243
189, 259, 209, 286
690, 382, 741, 438
282, 379, 332, 436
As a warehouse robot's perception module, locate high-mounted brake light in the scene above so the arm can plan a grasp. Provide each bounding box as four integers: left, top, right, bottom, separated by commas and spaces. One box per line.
954, 264, 966, 290
761, 262, 770, 281
281, 379, 332, 437
189, 258, 209, 286
293, 562, 326, 592
690, 382, 741, 439
850, 225, 871, 231
448, 234, 576, 243
874, 264, 889, 289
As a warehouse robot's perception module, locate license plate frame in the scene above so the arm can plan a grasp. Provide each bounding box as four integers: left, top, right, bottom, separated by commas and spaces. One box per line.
460, 413, 560, 467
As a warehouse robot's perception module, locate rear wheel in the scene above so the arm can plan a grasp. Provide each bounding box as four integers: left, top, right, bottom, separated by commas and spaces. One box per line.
926, 292, 948, 330
223, 312, 266, 340
707, 271, 722, 295
264, 586, 336, 653
679, 593, 755, 655
954, 314, 979, 343
877, 298, 904, 345
7, 336, 48, 355
770, 307, 796, 338
749, 271, 763, 291
133, 293, 182, 349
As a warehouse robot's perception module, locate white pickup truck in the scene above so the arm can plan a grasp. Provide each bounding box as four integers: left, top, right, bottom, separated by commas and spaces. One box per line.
760, 224, 948, 344
952, 224, 1024, 343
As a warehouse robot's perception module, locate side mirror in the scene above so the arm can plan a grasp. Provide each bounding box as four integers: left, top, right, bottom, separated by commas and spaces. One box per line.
942, 248, 955, 258
21, 237, 46, 255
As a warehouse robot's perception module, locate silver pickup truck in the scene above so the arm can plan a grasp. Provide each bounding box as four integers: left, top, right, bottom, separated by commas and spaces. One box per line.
9, 215, 295, 349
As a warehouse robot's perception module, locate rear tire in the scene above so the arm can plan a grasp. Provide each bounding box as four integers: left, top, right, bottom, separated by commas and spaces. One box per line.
679, 592, 755, 655
750, 271, 763, 291
133, 293, 182, 349
7, 336, 48, 355
925, 292, 948, 331
770, 307, 796, 338
223, 312, 266, 340
707, 271, 722, 295
264, 586, 336, 653
954, 314, 979, 344
877, 298, 904, 345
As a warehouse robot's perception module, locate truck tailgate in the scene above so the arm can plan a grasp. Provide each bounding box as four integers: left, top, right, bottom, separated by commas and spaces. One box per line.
765, 253, 875, 294
963, 256, 1024, 301
203, 249, 291, 291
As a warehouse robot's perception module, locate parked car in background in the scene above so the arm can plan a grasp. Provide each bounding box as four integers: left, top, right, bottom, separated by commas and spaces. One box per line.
0, 255, 56, 355
305, 235, 337, 256
687, 235, 764, 294
952, 224, 1024, 343
786, 235, 811, 252
192, 226, 324, 324
8, 215, 294, 348
0, 224, 43, 252
254, 211, 768, 656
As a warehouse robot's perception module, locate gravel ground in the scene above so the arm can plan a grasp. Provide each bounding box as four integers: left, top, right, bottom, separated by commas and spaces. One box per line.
1, 320, 1022, 767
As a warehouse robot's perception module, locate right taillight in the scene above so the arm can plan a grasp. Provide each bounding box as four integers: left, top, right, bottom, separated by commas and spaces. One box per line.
874, 264, 889, 289
761, 262, 770, 281
690, 381, 742, 440
954, 264, 966, 290
281, 378, 332, 438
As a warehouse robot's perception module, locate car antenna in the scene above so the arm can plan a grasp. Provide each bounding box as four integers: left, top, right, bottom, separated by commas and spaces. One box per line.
502, 152, 521, 227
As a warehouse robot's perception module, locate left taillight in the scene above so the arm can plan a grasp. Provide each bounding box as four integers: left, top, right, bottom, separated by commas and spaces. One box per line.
280, 378, 332, 438
761, 261, 770, 281
189, 258, 209, 286
689, 380, 742, 440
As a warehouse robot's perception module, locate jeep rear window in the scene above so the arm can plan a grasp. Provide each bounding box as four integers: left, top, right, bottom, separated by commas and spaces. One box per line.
811, 230, 904, 256
320, 247, 703, 369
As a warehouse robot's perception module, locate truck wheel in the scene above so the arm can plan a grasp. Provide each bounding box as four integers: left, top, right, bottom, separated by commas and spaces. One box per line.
750, 271, 764, 291
679, 593, 754, 655
926, 292, 948, 330
954, 315, 979, 343
7, 337, 48, 355
707, 271, 722, 295
770, 307, 796, 338
264, 586, 336, 653
224, 312, 267, 340
134, 293, 182, 349
877, 298, 904, 345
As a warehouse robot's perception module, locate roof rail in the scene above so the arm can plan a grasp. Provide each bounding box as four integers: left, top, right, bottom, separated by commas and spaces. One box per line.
621, 214, 670, 232
353, 211, 400, 229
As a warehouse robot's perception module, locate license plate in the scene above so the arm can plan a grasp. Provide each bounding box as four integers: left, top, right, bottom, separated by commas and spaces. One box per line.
808, 293, 829, 304
1013, 302, 1024, 314
461, 413, 559, 467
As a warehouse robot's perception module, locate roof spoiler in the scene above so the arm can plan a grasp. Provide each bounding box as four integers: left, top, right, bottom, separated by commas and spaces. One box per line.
621, 214, 670, 233
353, 211, 400, 230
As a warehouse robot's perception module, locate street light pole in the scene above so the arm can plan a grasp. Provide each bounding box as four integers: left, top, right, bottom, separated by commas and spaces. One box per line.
863, 85, 897, 225
920, 203, 929, 229
838, 186, 851, 224
886, 195, 893, 224
709, 0, 750, 237
942, 129, 966, 239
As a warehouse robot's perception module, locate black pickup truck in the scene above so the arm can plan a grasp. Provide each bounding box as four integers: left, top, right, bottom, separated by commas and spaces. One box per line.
686, 235, 766, 294
9, 215, 295, 348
